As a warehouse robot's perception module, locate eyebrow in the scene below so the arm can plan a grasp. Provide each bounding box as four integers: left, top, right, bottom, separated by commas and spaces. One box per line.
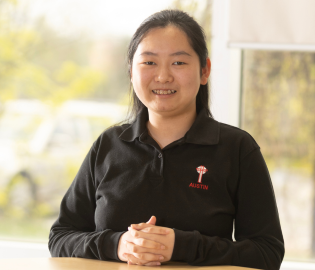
139, 51, 192, 57
170, 51, 192, 57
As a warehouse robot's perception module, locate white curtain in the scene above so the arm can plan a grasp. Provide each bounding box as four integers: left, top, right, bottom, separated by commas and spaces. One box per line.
229, 0, 315, 46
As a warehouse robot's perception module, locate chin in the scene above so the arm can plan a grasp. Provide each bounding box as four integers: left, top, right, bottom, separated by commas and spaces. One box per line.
152, 107, 178, 114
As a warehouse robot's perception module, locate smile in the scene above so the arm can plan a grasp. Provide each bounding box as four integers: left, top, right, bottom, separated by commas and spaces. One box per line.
152, 90, 177, 95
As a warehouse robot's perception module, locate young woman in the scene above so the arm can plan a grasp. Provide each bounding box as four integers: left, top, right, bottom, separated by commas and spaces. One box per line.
49, 10, 285, 269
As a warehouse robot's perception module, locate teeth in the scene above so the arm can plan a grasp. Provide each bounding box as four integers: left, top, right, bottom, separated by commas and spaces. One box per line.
152, 90, 176, 95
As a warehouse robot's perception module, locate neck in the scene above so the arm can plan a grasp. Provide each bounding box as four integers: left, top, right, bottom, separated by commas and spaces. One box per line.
146, 106, 197, 147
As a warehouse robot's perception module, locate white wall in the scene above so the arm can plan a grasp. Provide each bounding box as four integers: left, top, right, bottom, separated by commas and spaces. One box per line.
0, 241, 50, 258
211, 1, 315, 269
210, 0, 242, 127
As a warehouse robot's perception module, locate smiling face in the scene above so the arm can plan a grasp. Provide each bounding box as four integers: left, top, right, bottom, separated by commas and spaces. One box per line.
131, 25, 210, 116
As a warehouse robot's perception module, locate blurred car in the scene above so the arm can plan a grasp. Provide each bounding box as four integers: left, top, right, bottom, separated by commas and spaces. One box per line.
0, 99, 127, 217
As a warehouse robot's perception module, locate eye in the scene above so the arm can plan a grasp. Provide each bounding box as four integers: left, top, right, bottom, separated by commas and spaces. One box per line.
144, 61, 156, 65
173, 61, 185, 65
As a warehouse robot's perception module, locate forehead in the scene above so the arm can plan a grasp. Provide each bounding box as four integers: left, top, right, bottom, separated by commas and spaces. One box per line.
135, 25, 194, 55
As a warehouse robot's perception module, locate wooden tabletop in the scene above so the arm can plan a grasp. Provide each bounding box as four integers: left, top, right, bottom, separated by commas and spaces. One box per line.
0, 258, 259, 270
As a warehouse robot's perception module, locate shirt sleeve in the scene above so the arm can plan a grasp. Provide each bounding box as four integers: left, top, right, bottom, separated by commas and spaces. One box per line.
170, 147, 285, 270
48, 142, 125, 261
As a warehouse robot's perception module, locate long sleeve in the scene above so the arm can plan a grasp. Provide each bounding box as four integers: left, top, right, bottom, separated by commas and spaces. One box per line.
170, 147, 285, 270
48, 143, 125, 261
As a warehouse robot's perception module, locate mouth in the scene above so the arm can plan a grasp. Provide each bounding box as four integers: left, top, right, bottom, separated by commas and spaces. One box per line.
152, 90, 177, 95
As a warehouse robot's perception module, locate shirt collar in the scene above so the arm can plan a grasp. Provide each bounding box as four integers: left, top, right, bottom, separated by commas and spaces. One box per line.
118, 106, 220, 145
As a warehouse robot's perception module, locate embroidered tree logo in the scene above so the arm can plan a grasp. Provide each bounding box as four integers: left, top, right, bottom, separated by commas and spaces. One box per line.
189, 165, 209, 190
196, 166, 208, 183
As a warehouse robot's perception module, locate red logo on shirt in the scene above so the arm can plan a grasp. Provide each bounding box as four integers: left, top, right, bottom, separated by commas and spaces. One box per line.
189, 166, 208, 190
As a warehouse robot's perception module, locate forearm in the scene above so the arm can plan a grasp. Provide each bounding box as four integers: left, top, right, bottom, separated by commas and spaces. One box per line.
171, 229, 284, 270
49, 223, 125, 261
48, 141, 123, 260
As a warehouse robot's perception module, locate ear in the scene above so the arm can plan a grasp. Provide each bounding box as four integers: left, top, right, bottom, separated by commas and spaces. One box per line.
200, 57, 211, 85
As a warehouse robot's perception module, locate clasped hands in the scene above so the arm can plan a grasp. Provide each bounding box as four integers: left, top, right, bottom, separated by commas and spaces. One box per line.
117, 216, 175, 266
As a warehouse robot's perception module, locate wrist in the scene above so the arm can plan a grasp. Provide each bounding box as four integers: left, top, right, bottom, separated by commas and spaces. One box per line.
117, 232, 128, 262
170, 229, 195, 262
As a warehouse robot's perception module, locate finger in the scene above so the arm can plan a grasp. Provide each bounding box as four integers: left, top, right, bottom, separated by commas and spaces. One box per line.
131, 223, 154, 230
128, 227, 166, 242
125, 240, 165, 255
146, 216, 157, 225
134, 237, 166, 250
143, 261, 162, 266
123, 254, 135, 265
130, 224, 170, 235
124, 253, 160, 266
131, 260, 161, 266
125, 241, 148, 253
133, 251, 165, 262
124, 253, 145, 265
128, 227, 147, 239
128, 259, 161, 266
141, 226, 171, 235
125, 238, 165, 250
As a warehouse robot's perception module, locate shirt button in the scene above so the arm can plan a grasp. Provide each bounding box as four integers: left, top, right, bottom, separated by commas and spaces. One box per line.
158, 153, 162, 158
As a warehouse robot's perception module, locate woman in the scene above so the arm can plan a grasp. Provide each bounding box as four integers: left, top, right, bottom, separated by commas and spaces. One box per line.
49, 10, 285, 269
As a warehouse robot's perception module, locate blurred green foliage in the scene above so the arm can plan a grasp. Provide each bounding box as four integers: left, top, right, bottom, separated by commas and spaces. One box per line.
242, 51, 315, 174
0, 0, 104, 105
241, 50, 315, 259
0, 216, 51, 240
0, 0, 213, 241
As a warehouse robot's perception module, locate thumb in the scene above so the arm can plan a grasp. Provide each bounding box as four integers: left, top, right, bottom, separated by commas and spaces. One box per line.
146, 215, 156, 225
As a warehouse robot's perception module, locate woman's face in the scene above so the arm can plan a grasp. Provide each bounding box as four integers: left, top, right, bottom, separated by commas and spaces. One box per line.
131, 25, 210, 116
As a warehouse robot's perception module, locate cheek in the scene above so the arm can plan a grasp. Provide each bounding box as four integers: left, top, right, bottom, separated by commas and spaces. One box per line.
132, 68, 153, 101
133, 67, 153, 86
178, 68, 201, 91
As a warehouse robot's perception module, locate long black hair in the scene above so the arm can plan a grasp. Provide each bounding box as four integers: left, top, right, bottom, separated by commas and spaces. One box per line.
113, 9, 213, 127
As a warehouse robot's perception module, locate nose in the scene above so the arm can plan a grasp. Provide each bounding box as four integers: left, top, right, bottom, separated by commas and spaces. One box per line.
155, 65, 174, 84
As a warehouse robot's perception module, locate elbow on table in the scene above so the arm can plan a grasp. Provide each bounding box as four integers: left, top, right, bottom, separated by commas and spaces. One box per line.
254, 237, 285, 270
48, 228, 69, 258
48, 231, 59, 257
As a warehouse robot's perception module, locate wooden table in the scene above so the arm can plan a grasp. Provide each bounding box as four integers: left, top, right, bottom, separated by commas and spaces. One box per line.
0, 258, 259, 270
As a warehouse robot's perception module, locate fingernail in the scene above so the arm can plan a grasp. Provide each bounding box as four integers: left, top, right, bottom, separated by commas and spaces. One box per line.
161, 245, 165, 249
156, 262, 161, 265
159, 256, 164, 260
128, 227, 131, 231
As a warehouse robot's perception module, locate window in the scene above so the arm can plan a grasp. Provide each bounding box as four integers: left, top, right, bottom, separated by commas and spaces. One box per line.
241, 50, 315, 260
0, 0, 211, 243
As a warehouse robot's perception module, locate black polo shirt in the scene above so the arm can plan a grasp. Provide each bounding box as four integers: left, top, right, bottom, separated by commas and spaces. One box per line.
49, 106, 284, 270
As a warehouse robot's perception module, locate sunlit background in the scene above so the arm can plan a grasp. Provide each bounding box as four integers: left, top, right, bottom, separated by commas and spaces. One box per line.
0, 0, 315, 267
